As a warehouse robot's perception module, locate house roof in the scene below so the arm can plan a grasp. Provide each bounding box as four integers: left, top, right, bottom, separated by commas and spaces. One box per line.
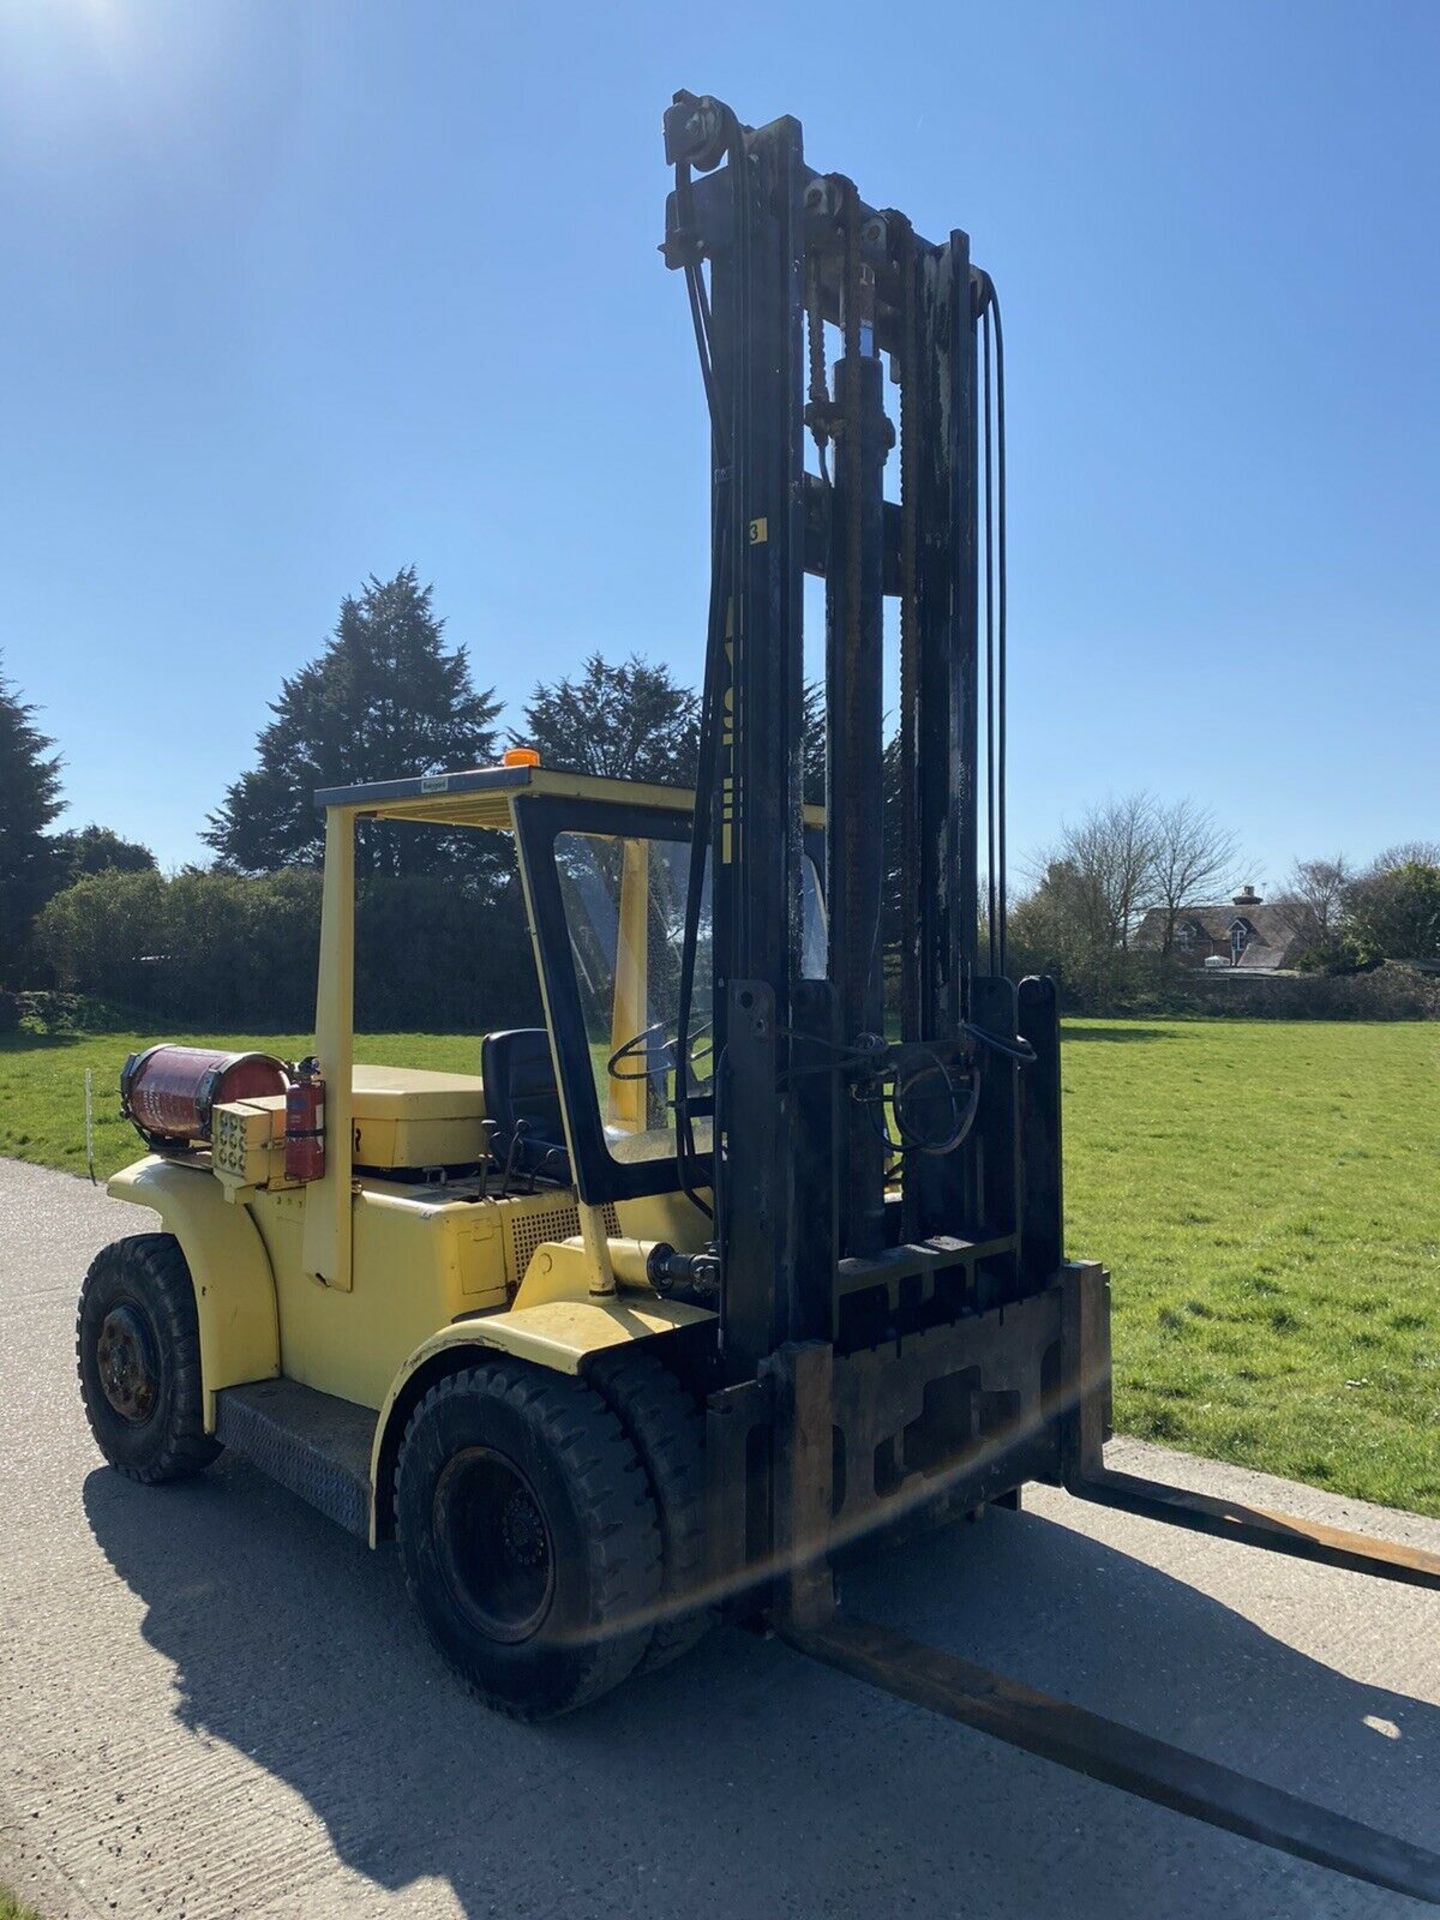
1136, 901, 1311, 970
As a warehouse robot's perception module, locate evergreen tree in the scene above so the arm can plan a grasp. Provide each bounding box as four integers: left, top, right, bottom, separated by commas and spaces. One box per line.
0, 656, 64, 983
515, 654, 700, 786
1343, 852, 1440, 967
50, 823, 156, 881
801, 680, 826, 806
205, 569, 504, 887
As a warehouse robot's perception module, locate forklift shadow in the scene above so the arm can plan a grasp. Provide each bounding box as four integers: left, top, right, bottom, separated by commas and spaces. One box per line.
84, 1458, 1439, 1920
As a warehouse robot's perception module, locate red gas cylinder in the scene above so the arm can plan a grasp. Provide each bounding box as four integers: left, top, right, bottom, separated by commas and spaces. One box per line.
121, 1046, 290, 1147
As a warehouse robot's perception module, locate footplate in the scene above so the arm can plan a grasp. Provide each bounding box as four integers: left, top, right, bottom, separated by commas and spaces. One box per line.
785, 1614, 1440, 1906
215, 1378, 376, 1537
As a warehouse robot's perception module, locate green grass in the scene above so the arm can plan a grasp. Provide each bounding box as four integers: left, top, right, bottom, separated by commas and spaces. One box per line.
0, 1889, 43, 1920
4, 1017, 1438, 1514
1063, 1019, 1440, 1514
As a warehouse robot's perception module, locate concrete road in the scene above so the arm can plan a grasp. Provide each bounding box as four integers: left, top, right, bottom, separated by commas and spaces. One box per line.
3, 1156, 1439, 1920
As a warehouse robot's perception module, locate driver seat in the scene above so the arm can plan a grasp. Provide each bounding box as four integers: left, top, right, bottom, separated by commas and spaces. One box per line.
480, 1029, 571, 1185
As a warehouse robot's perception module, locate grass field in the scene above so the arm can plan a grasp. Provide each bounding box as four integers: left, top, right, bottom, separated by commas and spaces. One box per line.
1062, 1020, 1440, 1513
2, 1018, 1437, 1514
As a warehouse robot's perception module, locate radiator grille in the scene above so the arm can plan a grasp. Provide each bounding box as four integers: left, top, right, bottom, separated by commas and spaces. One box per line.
502, 1200, 621, 1286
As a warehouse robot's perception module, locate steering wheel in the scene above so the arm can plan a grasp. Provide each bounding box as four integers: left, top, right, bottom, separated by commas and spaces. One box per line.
606, 1017, 714, 1083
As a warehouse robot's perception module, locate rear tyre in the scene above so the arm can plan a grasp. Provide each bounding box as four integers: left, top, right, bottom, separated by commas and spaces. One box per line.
588, 1350, 712, 1673
76, 1233, 221, 1484
394, 1361, 660, 1718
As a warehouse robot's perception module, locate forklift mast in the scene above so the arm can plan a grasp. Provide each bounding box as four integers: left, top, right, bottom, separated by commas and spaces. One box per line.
662, 94, 1056, 1377
658, 99, 1440, 1907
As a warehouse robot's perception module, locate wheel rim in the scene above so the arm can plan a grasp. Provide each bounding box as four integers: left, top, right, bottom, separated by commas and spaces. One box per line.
433, 1446, 556, 1644
95, 1301, 161, 1425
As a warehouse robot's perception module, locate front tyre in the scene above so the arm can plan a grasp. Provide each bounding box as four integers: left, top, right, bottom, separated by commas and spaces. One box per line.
76, 1234, 221, 1484
395, 1361, 660, 1719
587, 1350, 712, 1673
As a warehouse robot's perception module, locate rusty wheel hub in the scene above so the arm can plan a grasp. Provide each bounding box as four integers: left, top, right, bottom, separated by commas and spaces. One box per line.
96, 1303, 159, 1425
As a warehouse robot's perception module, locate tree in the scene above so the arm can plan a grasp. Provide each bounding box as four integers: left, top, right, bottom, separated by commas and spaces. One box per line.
801, 680, 827, 806
1372, 839, 1440, 871
1344, 854, 1440, 967
50, 824, 156, 882
1016, 791, 1246, 997
36, 868, 169, 1008
205, 569, 503, 886
0, 656, 64, 983
1008, 855, 1126, 1002
1279, 855, 1351, 964
1147, 798, 1240, 954
1018, 793, 1195, 1001
1033, 793, 1158, 956
515, 653, 700, 786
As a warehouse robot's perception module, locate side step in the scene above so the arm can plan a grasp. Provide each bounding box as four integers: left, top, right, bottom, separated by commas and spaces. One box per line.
215, 1379, 376, 1538
785, 1615, 1440, 1907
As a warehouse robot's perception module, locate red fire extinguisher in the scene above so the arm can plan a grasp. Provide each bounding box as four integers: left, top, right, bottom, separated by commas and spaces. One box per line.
285, 1056, 326, 1182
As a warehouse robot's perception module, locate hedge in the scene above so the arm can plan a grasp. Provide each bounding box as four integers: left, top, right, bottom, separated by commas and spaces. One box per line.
33, 868, 1437, 1036
35, 867, 543, 1033
1010, 946, 1440, 1021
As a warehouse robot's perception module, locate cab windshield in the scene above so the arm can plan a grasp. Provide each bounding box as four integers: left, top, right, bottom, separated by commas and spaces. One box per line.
553, 825, 826, 1172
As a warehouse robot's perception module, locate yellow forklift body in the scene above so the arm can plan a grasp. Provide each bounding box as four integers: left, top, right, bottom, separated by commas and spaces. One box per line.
210, 1068, 490, 1193
367, 1296, 714, 1500
109, 1157, 714, 1418
104, 769, 723, 1509
107, 1157, 281, 1425
348, 1064, 489, 1170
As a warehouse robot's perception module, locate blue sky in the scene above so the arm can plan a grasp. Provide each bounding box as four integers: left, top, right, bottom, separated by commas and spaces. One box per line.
1, 0, 1435, 890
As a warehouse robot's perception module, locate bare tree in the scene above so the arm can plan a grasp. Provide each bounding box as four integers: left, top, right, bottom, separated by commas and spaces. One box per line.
1022, 794, 1159, 998
1372, 841, 1440, 872
1072, 792, 1159, 952
1148, 798, 1241, 953
1280, 855, 1351, 956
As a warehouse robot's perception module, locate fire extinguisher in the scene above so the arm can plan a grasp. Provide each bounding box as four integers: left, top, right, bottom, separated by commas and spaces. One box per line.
285, 1056, 326, 1182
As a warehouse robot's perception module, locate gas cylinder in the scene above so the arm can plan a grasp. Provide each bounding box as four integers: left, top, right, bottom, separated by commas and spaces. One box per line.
121, 1046, 289, 1147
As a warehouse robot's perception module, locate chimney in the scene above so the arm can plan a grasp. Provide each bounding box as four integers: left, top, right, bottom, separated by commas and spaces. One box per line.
1232, 883, 1262, 908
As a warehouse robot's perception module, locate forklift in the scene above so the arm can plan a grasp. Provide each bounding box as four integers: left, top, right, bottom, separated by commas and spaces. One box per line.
78, 92, 1440, 1903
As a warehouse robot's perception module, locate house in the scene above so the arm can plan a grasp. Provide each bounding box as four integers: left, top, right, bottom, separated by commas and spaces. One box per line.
1134, 885, 1312, 972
